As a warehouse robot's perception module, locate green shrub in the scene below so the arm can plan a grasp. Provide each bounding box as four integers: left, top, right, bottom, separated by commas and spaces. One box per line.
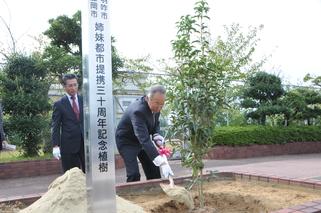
212, 125, 321, 146
0, 54, 51, 156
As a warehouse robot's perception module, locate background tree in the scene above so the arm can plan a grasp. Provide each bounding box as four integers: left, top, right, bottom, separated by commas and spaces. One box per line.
241, 71, 287, 125
0, 2, 18, 60
215, 85, 247, 126
42, 11, 124, 83
44, 11, 81, 56
165, 0, 265, 207
113, 56, 154, 91
282, 87, 321, 125
0, 16, 17, 59
304, 73, 321, 88
0, 54, 51, 156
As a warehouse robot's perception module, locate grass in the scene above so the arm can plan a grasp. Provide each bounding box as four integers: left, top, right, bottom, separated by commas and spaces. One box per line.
0, 150, 52, 163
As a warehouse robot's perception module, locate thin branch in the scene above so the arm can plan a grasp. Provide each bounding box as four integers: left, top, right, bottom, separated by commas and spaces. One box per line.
0, 15, 16, 53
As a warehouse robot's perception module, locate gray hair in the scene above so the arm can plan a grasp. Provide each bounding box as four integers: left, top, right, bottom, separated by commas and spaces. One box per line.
147, 85, 166, 98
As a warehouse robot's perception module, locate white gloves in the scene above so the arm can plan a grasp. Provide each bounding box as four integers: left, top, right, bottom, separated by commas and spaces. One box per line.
2, 141, 16, 150
153, 155, 174, 178
152, 135, 173, 178
153, 134, 165, 148
153, 155, 166, 166
160, 164, 174, 178
52, 147, 61, 160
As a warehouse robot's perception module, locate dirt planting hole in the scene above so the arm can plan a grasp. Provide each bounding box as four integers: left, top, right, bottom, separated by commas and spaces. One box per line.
150, 192, 268, 213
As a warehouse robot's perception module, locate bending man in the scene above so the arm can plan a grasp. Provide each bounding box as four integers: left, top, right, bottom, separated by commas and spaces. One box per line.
116, 85, 173, 182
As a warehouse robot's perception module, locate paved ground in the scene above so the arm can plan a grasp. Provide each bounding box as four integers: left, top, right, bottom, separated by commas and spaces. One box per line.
2, 153, 321, 199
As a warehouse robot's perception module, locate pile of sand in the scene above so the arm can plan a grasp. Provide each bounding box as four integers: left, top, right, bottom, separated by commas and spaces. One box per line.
19, 168, 145, 213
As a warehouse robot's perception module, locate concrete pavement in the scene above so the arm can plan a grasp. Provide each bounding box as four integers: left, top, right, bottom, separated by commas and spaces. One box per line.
2, 153, 321, 200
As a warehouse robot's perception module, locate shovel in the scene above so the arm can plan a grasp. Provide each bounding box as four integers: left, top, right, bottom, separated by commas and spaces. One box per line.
159, 150, 194, 210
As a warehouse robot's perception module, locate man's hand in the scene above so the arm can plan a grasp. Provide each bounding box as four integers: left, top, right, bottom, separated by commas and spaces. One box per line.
52, 146, 61, 160
153, 134, 165, 148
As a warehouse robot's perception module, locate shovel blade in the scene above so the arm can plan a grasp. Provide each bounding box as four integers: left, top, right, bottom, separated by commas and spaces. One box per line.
160, 183, 194, 210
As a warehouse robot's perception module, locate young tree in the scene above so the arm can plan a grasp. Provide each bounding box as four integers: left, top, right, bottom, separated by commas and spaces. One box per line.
165, 0, 264, 207
241, 71, 287, 125
0, 54, 51, 156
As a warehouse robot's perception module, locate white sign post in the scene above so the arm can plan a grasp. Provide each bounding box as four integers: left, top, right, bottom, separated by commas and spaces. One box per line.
82, 0, 116, 212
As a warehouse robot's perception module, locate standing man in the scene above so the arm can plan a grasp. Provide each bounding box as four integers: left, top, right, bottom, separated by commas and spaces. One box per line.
116, 85, 174, 182
51, 74, 85, 173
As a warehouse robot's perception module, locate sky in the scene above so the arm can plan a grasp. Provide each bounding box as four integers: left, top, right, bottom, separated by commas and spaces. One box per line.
0, 0, 321, 85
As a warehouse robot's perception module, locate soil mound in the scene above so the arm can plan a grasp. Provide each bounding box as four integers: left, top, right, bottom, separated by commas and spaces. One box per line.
19, 167, 145, 213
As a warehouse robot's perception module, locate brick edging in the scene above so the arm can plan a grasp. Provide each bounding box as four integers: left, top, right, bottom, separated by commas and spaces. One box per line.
0, 159, 61, 179
205, 141, 321, 159
3, 172, 321, 213
0, 154, 125, 179
225, 171, 321, 213
0, 193, 43, 205
3, 141, 320, 179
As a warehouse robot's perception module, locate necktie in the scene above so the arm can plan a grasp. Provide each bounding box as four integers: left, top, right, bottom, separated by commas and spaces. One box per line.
153, 113, 156, 127
71, 95, 79, 120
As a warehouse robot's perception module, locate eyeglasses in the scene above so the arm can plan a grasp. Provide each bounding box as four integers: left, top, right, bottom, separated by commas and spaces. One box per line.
65, 83, 78, 88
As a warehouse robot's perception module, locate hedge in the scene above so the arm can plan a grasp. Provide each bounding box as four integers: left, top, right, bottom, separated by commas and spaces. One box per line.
212, 125, 321, 146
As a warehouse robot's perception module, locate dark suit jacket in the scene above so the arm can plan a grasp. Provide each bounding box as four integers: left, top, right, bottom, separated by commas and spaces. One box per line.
51, 95, 84, 154
116, 96, 161, 160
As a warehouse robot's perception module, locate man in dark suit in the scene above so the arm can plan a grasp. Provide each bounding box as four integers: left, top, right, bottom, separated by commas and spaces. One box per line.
116, 85, 173, 182
51, 74, 85, 173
